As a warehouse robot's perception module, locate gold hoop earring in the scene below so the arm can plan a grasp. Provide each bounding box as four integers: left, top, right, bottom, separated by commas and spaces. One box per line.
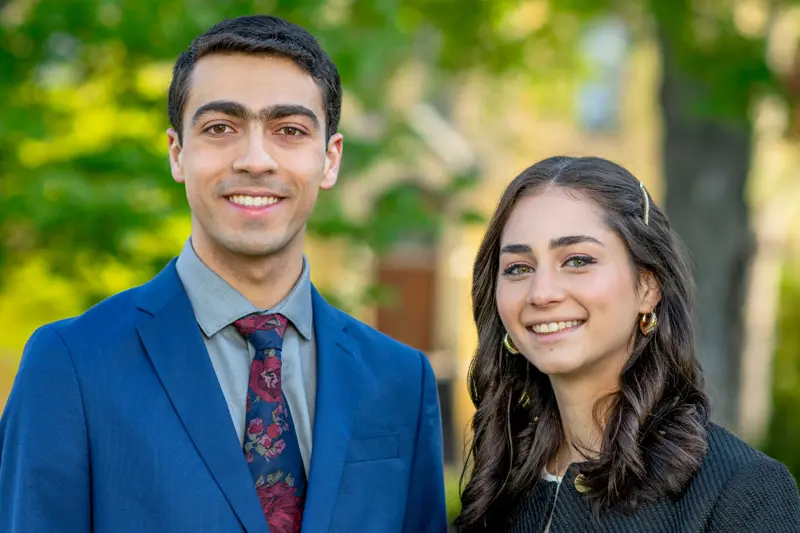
640, 311, 657, 335
503, 332, 520, 354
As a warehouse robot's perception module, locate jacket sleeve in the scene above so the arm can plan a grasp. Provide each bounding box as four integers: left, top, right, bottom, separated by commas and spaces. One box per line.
0, 325, 91, 532
707, 455, 800, 532
401, 351, 448, 533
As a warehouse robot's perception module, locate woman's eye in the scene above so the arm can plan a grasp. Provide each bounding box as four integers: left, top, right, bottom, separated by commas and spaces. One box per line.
502, 264, 533, 276
563, 255, 596, 268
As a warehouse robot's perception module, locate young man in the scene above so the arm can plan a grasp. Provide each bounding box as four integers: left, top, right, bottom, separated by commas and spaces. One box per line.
0, 15, 447, 533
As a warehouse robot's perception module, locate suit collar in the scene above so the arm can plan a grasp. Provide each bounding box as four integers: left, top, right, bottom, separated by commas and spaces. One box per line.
175, 240, 259, 337
136, 261, 269, 533
301, 287, 365, 532
137, 263, 367, 532
135, 258, 182, 316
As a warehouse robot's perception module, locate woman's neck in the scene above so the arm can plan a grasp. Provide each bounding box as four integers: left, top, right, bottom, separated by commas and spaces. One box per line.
549, 372, 618, 475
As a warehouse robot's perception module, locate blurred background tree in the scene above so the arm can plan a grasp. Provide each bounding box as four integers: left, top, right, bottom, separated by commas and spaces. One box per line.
764, 260, 800, 477
649, 0, 791, 437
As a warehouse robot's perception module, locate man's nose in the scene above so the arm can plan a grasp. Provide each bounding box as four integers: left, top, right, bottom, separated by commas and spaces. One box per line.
232, 131, 279, 175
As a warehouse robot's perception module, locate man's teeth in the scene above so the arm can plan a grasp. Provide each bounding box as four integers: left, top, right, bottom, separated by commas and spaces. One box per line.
531, 320, 584, 334
228, 195, 280, 207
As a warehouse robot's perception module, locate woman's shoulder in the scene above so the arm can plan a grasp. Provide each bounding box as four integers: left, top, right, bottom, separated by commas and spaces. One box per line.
704, 423, 768, 465
696, 423, 797, 504
700, 422, 789, 482
696, 423, 800, 530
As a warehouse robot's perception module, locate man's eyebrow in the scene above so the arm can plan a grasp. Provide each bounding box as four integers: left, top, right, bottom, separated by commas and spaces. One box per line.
260, 104, 320, 131
191, 100, 251, 125
191, 101, 321, 131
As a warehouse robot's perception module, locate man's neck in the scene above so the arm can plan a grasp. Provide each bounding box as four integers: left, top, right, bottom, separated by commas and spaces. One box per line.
191, 236, 304, 310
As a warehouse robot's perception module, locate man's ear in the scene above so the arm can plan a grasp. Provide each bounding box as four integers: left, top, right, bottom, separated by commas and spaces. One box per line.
638, 270, 662, 313
320, 133, 343, 190
167, 128, 185, 184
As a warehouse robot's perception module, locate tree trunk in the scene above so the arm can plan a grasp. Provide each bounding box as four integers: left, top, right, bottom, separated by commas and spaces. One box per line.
657, 29, 755, 433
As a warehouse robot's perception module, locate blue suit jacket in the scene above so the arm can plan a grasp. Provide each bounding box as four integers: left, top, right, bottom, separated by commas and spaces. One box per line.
0, 260, 447, 532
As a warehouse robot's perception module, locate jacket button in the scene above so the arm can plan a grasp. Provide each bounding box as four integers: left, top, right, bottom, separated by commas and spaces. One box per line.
574, 474, 591, 494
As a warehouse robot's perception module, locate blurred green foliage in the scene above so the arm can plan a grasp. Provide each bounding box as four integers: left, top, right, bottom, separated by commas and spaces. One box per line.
763, 262, 800, 477
1, 0, 547, 308
445, 467, 462, 528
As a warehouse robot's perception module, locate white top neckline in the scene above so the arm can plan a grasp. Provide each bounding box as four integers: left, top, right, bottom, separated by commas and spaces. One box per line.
542, 469, 563, 483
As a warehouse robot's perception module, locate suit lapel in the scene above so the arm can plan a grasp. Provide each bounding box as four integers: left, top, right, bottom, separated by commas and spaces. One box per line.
301, 287, 364, 532
136, 261, 268, 533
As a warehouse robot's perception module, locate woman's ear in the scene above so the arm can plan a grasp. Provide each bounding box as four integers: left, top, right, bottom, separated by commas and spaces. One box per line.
638, 270, 662, 313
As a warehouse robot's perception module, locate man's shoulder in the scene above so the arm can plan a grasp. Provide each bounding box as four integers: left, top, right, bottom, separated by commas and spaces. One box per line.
38, 266, 173, 350
14, 282, 154, 385
333, 306, 420, 356
326, 305, 439, 410
49, 285, 143, 334
323, 302, 426, 370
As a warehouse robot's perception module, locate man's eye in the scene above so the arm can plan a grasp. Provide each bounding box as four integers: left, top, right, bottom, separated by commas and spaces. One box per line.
206, 124, 233, 135
278, 127, 304, 137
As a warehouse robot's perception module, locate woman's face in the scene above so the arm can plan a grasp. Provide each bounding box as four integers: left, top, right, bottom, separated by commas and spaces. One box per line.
496, 187, 659, 382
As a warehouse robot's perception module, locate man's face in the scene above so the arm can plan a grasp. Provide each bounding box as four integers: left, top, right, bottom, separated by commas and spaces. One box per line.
168, 54, 343, 261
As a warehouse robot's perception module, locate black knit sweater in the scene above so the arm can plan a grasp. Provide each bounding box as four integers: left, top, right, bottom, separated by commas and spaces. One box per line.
505, 424, 800, 532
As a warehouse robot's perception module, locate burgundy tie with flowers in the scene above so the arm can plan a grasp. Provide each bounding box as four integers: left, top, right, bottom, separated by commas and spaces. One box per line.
234, 313, 305, 533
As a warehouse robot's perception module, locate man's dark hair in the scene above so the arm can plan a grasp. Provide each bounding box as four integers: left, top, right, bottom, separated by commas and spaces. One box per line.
168, 15, 342, 143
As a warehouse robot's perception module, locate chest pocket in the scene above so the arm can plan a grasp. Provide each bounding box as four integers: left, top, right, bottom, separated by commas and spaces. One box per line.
345, 433, 398, 463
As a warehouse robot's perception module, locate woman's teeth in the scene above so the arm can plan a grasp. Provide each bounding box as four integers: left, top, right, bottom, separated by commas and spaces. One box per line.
531, 320, 584, 334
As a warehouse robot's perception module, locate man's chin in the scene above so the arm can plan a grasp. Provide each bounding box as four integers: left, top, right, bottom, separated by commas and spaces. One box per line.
213, 232, 296, 258
200, 232, 278, 257
225, 242, 287, 258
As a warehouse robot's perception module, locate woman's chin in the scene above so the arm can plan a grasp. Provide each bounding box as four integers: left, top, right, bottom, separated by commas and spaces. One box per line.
527, 358, 585, 378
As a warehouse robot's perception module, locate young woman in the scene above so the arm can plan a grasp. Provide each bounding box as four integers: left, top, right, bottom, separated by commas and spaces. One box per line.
454, 156, 800, 532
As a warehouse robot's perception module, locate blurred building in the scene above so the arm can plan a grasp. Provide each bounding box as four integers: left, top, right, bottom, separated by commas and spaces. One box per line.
306, 15, 664, 464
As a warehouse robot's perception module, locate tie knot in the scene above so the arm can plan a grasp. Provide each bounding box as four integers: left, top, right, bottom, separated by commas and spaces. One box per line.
233, 313, 288, 352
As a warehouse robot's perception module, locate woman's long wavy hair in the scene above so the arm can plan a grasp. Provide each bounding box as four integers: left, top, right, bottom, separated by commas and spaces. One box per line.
454, 156, 710, 532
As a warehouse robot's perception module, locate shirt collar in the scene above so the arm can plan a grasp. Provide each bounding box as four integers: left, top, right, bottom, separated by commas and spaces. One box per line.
175, 239, 313, 340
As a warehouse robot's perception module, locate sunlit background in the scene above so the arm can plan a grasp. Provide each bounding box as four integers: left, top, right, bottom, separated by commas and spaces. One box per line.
2, 0, 800, 523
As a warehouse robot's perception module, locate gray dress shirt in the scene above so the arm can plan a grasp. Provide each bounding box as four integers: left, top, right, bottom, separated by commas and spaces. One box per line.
175, 240, 316, 476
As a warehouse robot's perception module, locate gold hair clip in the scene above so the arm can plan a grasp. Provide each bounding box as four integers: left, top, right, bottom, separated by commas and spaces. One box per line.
639, 181, 650, 226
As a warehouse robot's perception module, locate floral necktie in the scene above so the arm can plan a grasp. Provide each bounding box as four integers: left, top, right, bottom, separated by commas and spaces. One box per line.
234, 313, 305, 533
